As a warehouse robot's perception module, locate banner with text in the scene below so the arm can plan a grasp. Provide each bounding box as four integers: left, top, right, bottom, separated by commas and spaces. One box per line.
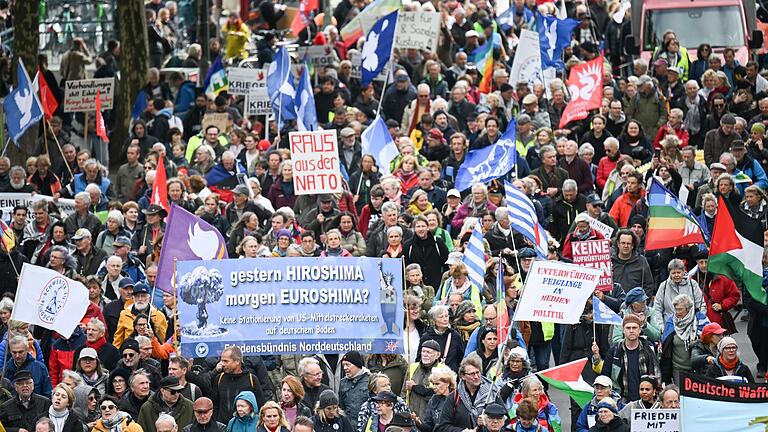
177, 257, 404, 358
243, 68, 271, 116
630, 409, 679, 432
586, 215, 614, 239
295, 46, 336, 68
289, 130, 343, 195
513, 260, 601, 324
395, 11, 441, 51
227, 67, 264, 96
0, 193, 76, 225
680, 372, 768, 432
571, 239, 612, 292
64, 78, 115, 112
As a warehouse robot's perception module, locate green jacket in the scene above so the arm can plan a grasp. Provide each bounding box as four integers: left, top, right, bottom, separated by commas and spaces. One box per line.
137, 391, 195, 432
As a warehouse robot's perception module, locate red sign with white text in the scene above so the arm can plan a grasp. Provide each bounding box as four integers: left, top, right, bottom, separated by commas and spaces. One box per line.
560, 56, 604, 128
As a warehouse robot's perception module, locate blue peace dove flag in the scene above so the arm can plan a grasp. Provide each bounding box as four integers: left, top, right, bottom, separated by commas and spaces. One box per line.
267, 47, 297, 125
496, 8, 516, 32
296, 66, 318, 131
537, 14, 580, 69
593, 296, 623, 325
3, 59, 43, 146
454, 118, 517, 191
361, 116, 399, 176
361, 10, 399, 87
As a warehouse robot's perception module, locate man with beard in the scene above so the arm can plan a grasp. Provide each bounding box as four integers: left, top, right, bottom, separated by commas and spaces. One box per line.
0, 166, 34, 193
113, 282, 167, 350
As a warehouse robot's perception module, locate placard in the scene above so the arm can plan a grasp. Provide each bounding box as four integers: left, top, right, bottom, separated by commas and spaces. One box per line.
243, 68, 271, 116
586, 214, 615, 239
63, 78, 115, 112
295, 46, 335, 68
289, 130, 343, 195
201, 113, 229, 133
227, 67, 263, 96
177, 257, 404, 357
395, 11, 441, 51
0, 193, 76, 225
512, 260, 601, 324
349, 51, 389, 82
631, 409, 680, 432
571, 239, 613, 292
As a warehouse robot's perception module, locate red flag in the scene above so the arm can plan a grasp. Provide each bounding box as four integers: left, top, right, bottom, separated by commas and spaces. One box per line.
95, 90, 109, 143
290, 0, 320, 36
37, 69, 58, 120
152, 156, 170, 213
560, 56, 604, 128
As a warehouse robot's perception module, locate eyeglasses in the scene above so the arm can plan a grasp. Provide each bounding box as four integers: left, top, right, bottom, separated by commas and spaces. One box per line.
123, 353, 136, 359
462, 371, 481, 377
165, 389, 181, 395
100, 404, 117, 411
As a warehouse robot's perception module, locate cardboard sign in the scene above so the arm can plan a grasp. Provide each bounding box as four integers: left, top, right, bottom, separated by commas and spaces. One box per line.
227, 67, 265, 96
295, 46, 336, 68
201, 113, 229, 133
571, 239, 613, 292
631, 409, 680, 432
289, 130, 343, 195
395, 11, 441, 51
63, 78, 115, 112
586, 214, 615, 239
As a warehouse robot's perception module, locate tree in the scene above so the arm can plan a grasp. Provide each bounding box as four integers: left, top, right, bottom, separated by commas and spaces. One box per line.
180, 266, 224, 329
8, 0, 40, 165
112, 0, 149, 166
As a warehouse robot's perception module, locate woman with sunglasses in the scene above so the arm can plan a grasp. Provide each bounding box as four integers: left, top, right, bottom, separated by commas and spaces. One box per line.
690, 44, 712, 84
73, 386, 101, 430
48, 383, 85, 432
92, 395, 143, 432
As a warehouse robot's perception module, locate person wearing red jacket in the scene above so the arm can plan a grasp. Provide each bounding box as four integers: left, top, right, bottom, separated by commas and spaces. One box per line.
653, 108, 690, 149
49, 326, 86, 387
596, 138, 621, 192
693, 251, 741, 327
561, 213, 606, 260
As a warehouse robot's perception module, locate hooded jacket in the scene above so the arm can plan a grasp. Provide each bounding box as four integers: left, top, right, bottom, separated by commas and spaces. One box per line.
49, 327, 86, 387
226, 391, 259, 432
653, 276, 706, 323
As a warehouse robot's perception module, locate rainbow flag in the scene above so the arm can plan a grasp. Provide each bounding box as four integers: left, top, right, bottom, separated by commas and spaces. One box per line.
340, 0, 400, 46
0, 220, 15, 252
472, 40, 494, 94
496, 255, 510, 344
645, 178, 707, 250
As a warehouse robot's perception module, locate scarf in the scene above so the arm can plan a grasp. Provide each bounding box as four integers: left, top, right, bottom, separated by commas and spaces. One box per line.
719, 354, 740, 372
49, 406, 69, 432
409, 99, 431, 134
674, 307, 699, 350
684, 96, 701, 134
386, 243, 402, 257
280, 180, 294, 197
456, 378, 492, 427
324, 246, 345, 257
102, 412, 131, 432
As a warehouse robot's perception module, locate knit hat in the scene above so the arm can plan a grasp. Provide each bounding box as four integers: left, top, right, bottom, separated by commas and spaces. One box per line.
342, 351, 364, 369
752, 123, 766, 134
624, 287, 648, 306
628, 215, 647, 230
421, 340, 441, 353
622, 314, 643, 328
318, 389, 339, 409
454, 300, 476, 320
596, 397, 619, 414
717, 336, 738, 353
275, 229, 291, 239
120, 339, 139, 354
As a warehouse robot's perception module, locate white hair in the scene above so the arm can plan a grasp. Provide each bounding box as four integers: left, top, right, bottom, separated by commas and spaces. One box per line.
156, 414, 177, 429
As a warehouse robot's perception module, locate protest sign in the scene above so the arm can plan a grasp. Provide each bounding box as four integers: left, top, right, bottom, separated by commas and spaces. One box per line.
64, 78, 115, 112
289, 130, 343, 194
227, 67, 263, 96
244, 68, 271, 116
513, 260, 601, 324
510, 30, 543, 89
0, 193, 75, 225
631, 409, 679, 432
349, 51, 388, 81
201, 113, 229, 133
571, 239, 612, 292
395, 11, 441, 51
680, 372, 768, 432
586, 214, 614, 239
295, 46, 336, 68
177, 257, 404, 358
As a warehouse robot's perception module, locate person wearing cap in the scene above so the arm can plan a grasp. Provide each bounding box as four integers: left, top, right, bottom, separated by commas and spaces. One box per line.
224, 184, 272, 228
313, 389, 355, 432
690, 248, 740, 329
338, 127, 362, 176
705, 336, 755, 382
660, 293, 709, 384
583, 192, 619, 237
338, 352, 370, 422
477, 402, 508, 432
381, 71, 417, 126
733, 140, 768, 190
362, 391, 400, 432
113, 282, 168, 349
662, 65, 685, 107
690, 322, 728, 374
0, 370, 52, 432
703, 112, 738, 166
575, 375, 624, 432
518, 94, 550, 130
73, 346, 108, 396
2, 333, 52, 398
299, 195, 341, 239
131, 204, 167, 260
561, 212, 606, 260
137, 376, 194, 432
612, 287, 661, 344
590, 397, 627, 432
77, 317, 121, 372
593, 313, 658, 402
404, 339, 449, 418
694, 165, 725, 210
71, 227, 109, 277
625, 75, 667, 139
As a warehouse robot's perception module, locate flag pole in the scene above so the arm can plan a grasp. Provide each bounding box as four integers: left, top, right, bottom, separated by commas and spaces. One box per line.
376, 10, 400, 117
1, 138, 10, 158
47, 120, 74, 182
42, 117, 49, 156
173, 257, 179, 353
83, 112, 89, 152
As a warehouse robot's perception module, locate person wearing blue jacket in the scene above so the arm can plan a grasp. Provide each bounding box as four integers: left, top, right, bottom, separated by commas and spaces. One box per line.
575, 375, 625, 432
169, 72, 197, 117
660, 293, 709, 385
3, 335, 53, 398
226, 391, 259, 432
733, 140, 768, 191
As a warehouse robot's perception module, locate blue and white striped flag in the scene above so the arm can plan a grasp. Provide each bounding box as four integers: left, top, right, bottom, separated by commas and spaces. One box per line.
504, 180, 549, 258
462, 221, 486, 291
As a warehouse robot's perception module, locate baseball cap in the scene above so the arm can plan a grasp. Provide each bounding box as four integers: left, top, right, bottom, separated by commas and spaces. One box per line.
118, 278, 135, 290
465, 30, 479, 38
594, 375, 613, 388
447, 189, 461, 198
79, 347, 98, 359
72, 228, 92, 241
446, 251, 463, 265
395, 74, 410, 82
702, 322, 727, 337
133, 282, 150, 295
586, 194, 602, 206
709, 162, 727, 171
233, 184, 251, 196
113, 236, 131, 247
340, 127, 355, 138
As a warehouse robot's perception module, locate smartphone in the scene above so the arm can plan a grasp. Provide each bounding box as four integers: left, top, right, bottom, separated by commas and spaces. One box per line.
654, 149, 661, 159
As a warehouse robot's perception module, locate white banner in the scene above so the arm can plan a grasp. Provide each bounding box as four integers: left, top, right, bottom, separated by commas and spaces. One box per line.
227, 67, 262, 96
349, 51, 389, 82
513, 260, 601, 324
64, 78, 115, 112
395, 11, 441, 51
0, 193, 76, 225
586, 214, 615, 239
289, 130, 343, 195
12, 264, 90, 337
295, 46, 336, 68
510, 29, 543, 90
244, 68, 271, 116
631, 409, 680, 432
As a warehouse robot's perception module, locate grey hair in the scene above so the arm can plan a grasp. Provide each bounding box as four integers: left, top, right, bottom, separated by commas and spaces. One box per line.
381, 201, 400, 215
156, 413, 177, 429
279, 159, 293, 173
685, 80, 700, 90
667, 258, 685, 272
196, 144, 216, 161
494, 206, 509, 221
579, 143, 595, 157
36, 418, 55, 432
75, 192, 91, 206
297, 357, 320, 376
50, 245, 77, 270
562, 179, 578, 192
62, 369, 82, 385
32, 200, 48, 212
405, 263, 422, 274
87, 317, 106, 334
459, 352, 483, 376
108, 210, 124, 226
428, 304, 449, 321
106, 255, 122, 267
471, 183, 488, 195
9, 335, 26, 348
9, 166, 25, 177
0, 297, 13, 312
521, 375, 544, 396
672, 293, 694, 310
135, 335, 151, 346
276, 207, 295, 221
387, 226, 403, 237
701, 193, 717, 207
129, 370, 151, 388
539, 144, 556, 157
84, 183, 101, 196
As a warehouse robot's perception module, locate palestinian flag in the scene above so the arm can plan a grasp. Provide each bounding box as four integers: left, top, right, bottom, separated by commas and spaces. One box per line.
646, 178, 708, 250
536, 358, 594, 407
709, 195, 766, 304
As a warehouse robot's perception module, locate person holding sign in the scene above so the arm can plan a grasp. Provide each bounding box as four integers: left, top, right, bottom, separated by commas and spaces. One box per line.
588, 398, 628, 432
617, 375, 661, 423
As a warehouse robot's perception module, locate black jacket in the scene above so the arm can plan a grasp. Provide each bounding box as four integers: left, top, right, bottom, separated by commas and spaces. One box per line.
182, 421, 227, 432
417, 327, 464, 373
119, 391, 151, 419
74, 245, 109, 276
0, 394, 51, 432
0, 249, 26, 297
